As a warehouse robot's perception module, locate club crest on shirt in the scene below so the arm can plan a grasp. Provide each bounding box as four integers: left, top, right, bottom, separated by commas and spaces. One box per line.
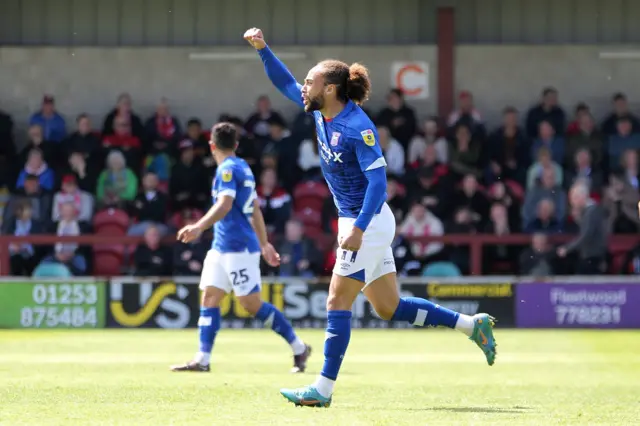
330, 132, 341, 146
221, 169, 233, 182
360, 129, 376, 146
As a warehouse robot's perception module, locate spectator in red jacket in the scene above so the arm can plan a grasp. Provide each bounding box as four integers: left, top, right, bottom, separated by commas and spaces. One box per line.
102, 115, 142, 170
144, 98, 183, 153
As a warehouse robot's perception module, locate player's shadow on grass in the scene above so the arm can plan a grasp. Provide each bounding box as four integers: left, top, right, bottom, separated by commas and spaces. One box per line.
424, 406, 531, 414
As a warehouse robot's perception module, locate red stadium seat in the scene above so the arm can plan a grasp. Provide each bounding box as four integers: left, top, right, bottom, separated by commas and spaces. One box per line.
305, 226, 324, 240
609, 239, 635, 258
93, 245, 125, 276
95, 224, 127, 237
293, 181, 330, 212
93, 208, 130, 235
296, 207, 322, 236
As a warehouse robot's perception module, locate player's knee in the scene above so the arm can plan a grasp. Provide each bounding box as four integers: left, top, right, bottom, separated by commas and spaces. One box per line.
371, 304, 396, 321
326, 293, 352, 311
201, 287, 225, 308
327, 276, 362, 311
237, 294, 262, 316
367, 293, 399, 320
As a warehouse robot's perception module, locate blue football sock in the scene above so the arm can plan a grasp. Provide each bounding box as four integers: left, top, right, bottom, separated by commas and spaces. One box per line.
255, 302, 298, 344
320, 310, 352, 381
198, 307, 220, 356
391, 297, 459, 328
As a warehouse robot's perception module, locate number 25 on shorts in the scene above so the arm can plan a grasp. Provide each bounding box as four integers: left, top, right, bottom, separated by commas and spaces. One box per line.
230, 269, 249, 286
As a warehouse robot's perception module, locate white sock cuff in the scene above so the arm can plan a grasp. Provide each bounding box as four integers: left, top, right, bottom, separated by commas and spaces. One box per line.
455, 314, 475, 337
290, 337, 306, 355
314, 375, 335, 398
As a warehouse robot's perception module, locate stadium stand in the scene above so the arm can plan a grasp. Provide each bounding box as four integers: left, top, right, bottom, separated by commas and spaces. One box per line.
2, 89, 640, 277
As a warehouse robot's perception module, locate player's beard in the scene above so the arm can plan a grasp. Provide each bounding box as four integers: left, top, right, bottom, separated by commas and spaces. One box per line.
304, 93, 324, 113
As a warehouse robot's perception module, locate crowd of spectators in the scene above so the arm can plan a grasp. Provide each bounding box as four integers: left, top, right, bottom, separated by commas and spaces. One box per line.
1, 87, 640, 278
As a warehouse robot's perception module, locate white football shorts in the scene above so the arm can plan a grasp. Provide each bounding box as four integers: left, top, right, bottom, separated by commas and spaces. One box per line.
332, 202, 397, 286
199, 249, 262, 297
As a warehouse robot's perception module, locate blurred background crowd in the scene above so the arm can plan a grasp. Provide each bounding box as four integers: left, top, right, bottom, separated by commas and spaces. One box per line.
2, 86, 640, 278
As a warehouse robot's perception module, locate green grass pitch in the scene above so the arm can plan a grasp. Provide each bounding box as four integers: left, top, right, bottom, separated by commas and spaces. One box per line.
1, 329, 639, 425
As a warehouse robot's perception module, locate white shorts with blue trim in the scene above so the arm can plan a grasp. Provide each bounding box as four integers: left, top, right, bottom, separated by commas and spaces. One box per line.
332, 202, 397, 286
199, 249, 262, 296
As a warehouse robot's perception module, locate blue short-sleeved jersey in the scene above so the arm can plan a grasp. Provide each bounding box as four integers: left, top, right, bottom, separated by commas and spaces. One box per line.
211, 156, 260, 253
313, 103, 387, 218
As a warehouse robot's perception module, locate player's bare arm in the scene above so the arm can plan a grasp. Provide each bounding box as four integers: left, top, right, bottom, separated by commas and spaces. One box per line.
249, 198, 281, 267
177, 196, 233, 243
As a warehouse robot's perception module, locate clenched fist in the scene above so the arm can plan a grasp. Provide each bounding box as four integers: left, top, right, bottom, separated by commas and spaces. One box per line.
243, 27, 266, 50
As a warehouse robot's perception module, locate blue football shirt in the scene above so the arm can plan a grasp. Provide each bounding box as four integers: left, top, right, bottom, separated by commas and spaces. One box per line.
211, 156, 260, 253
313, 103, 387, 218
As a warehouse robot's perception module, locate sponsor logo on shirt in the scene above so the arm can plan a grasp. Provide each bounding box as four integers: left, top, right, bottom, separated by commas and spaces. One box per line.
221, 169, 233, 182
319, 140, 343, 164
330, 132, 341, 146
360, 129, 376, 146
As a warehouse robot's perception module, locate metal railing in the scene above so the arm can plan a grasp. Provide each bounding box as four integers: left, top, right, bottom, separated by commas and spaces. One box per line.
1, 233, 638, 276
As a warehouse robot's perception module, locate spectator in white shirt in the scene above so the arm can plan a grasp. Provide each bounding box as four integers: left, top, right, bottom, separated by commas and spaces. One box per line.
400, 200, 444, 258
52, 174, 94, 223
39, 202, 87, 275
377, 125, 405, 177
